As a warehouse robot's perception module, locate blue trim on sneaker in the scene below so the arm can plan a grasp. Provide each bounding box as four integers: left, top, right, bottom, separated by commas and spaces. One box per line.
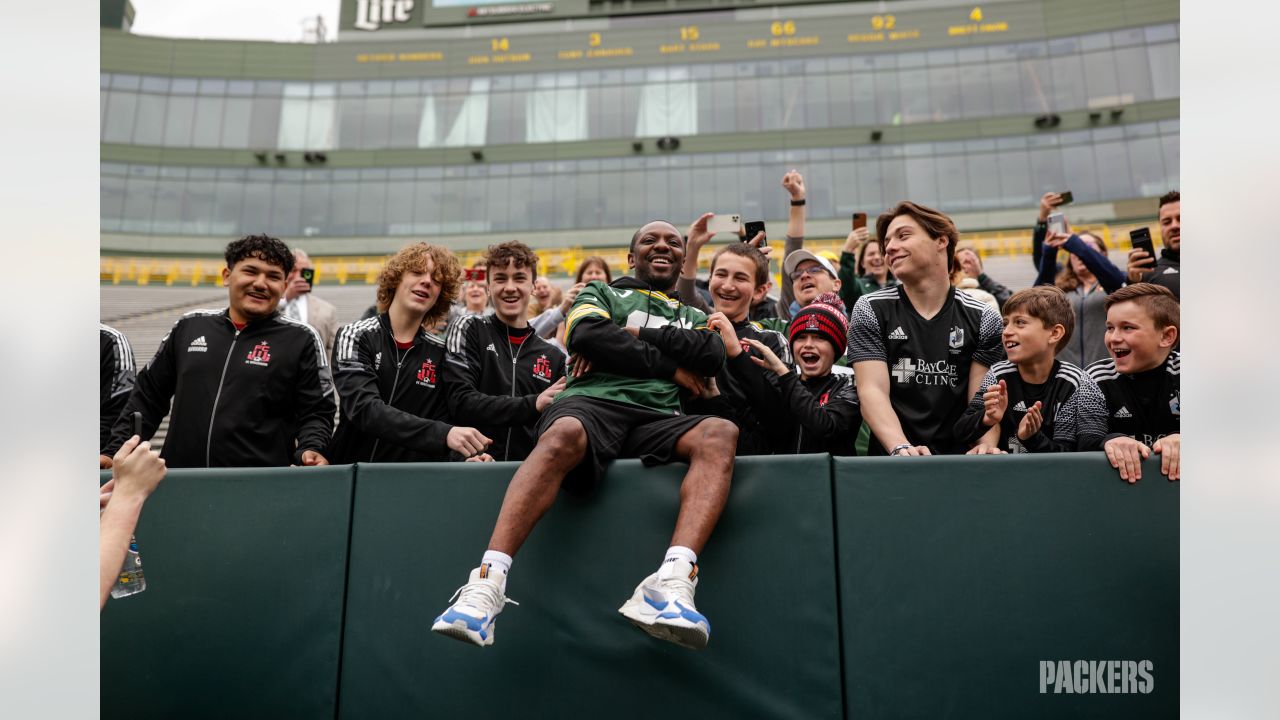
658, 600, 708, 628
438, 608, 489, 634
643, 594, 669, 611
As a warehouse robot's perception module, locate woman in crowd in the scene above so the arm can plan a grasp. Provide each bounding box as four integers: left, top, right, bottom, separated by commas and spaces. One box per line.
1034, 228, 1125, 367
575, 256, 612, 285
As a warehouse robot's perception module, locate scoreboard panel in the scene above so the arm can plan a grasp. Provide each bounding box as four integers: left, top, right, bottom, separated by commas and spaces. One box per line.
334, 1, 1054, 78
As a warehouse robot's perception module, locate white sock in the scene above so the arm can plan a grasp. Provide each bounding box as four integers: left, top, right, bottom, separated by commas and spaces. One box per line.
663, 545, 698, 568
481, 550, 513, 577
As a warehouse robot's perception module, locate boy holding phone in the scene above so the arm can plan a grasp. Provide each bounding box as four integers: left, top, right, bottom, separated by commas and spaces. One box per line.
954, 286, 1107, 453
1086, 283, 1181, 482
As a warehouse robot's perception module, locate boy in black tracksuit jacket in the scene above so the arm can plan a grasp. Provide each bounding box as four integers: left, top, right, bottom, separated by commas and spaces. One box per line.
443, 242, 568, 461
327, 314, 459, 463
1085, 283, 1182, 482
445, 313, 566, 462
326, 242, 492, 464
724, 293, 861, 456
100, 323, 136, 455
103, 236, 335, 467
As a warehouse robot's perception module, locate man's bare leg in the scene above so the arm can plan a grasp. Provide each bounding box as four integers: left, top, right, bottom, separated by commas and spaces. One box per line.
486, 417, 588, 556
617, 417, 736, 650
668, 417, 738, 554
433, 417, 588, 647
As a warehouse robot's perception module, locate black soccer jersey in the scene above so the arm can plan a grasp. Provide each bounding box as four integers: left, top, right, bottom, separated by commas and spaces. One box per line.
1086, 351, 1180, 447
955, 359, 1107, 453
687, 318, 790, 455
847, 286, 1005, 455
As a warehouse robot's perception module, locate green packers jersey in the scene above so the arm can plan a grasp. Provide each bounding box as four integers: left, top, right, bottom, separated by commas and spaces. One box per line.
560, 279, 712, 414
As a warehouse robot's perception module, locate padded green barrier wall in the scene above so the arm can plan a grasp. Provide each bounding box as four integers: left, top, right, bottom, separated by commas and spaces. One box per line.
834, 454, 1178, 719
100, 466, 355, 720
98, 455, 1177, 719
337, 455, 843, 719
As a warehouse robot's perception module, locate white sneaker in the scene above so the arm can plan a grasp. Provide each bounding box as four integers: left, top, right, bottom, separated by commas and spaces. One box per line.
617, 558, 710, 650
431, 564, 518, 647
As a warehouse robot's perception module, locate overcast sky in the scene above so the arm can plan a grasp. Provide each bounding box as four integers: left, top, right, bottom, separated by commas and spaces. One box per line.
129, 0, 342, 43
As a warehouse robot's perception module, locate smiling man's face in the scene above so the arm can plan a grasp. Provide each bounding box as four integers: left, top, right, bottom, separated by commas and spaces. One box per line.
629, 221, 685, 291
223, 256, 287, 324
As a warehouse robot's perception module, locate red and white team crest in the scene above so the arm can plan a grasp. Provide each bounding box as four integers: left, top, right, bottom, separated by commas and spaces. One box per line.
246, 341, 271, 366
818, 391, 830, 407
417, 359, 437, 387
532, 355, 553, 382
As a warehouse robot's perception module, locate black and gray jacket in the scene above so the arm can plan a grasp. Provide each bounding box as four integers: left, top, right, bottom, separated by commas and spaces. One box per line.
1087, 351, 1180, 447
444, 314, 568, 462
327, 313, 457, 464
687, 318, 791, 455
100, 323, 136, 454
104, 308, 335, 468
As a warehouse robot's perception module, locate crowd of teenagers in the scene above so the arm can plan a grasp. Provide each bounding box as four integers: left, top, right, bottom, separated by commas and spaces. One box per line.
99, 172, 1181, 645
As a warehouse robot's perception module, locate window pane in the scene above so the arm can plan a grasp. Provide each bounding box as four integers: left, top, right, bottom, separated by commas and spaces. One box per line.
1093, 140, 1133, 199
1028, 147, 1065, 198
1061, 142, 1102, 203
1048, 54, 1085, 110
103, 91, 138, 143
278, 88, 311, 150
1148, 43, 1179, 100
1161, 134, 1179, 188
1127, 137, 1167, 197
239, 181, 273, 235
299, 176, 331, 237
412, 176, 442, 235
996, 150, 1033, 208
506, 174, 532, 234
850, 73, 877, 126
361, 97, 391, 149
248, 96, 281, 149
1113, 46, 1153, 102
389, 96, 420, 148
151, 180, 183, 234
965, 154, 1002, 210
576, 172, 603, 229
337, 97, 364, 149
1081, 50, 1121, 106
101, 174, 127, 231
191, 97, 224, 148
266, 180, 300, 234
935, 154, 970, 211
987, 61, 1022, 116
132, 94, 166, 145
162, 95, 194, 146
181, 178, 216, 234
220, 97, 252, 148
904, 156, 938, 208
328, 182, 359, 235
356, 181, 389, 235
553, 168, 577, 231
927, 66, 961, 121
482, 174, 508, 233
438, 171, 465, 233
1019, 58, 1052, 114
735, 76, 760, 132
874, 70, 900, 125
958, 63, 993, 120
121, 174, 156, 233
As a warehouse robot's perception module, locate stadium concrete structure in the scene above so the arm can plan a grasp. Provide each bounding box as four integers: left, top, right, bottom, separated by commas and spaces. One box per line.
100, 0, 1178, 263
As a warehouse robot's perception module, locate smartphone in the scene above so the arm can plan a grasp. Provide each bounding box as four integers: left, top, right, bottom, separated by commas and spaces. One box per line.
743, 220, 766, 246
1129, 227, 1155, 259
1056, 191, 1074, 205
300, 267, 315, 288
852, 212, 867, 231
1047, 212, 1067, 236
464, 268, 486, 283
132, 411, 143, 438
707, 214, 742, 235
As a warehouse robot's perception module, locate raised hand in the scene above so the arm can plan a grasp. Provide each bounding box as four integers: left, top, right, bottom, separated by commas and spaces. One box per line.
706, 312, 742, 358
982, 379, 1008, 427
782, 169, 806, 200
1016, 401, 1043, 441
742, 337, 789, 376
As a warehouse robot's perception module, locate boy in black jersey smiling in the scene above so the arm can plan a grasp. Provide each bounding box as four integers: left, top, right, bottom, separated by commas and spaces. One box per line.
1087, 283, 1181, 483
847, 201, 1005, 456
955, 286, 1108, 453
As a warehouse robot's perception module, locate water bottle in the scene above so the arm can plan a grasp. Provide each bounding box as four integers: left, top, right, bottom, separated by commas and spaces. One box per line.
110, 535, 146, 598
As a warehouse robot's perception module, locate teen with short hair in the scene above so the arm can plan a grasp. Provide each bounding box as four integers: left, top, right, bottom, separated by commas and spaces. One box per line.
103, 235, 336, 468
954, 286, 1108, 453
1087, 283, 1181, 482
432, 220, 734, 652
328, 243, 493, 463
444, 241, 568, 462
847, 201, 1005, 456
694, 241, 791, 454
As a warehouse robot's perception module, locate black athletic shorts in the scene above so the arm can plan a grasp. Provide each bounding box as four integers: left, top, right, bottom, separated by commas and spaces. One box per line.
535, 395, 711, 491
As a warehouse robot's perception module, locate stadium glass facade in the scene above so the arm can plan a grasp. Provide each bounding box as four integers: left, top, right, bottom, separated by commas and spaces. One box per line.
100, 0, 1179, 255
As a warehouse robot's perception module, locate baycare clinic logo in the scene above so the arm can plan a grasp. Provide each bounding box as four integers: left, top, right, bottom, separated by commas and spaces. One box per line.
890, 357, 957, 386
245, 341, 272, 367
416, 359, 437, 388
